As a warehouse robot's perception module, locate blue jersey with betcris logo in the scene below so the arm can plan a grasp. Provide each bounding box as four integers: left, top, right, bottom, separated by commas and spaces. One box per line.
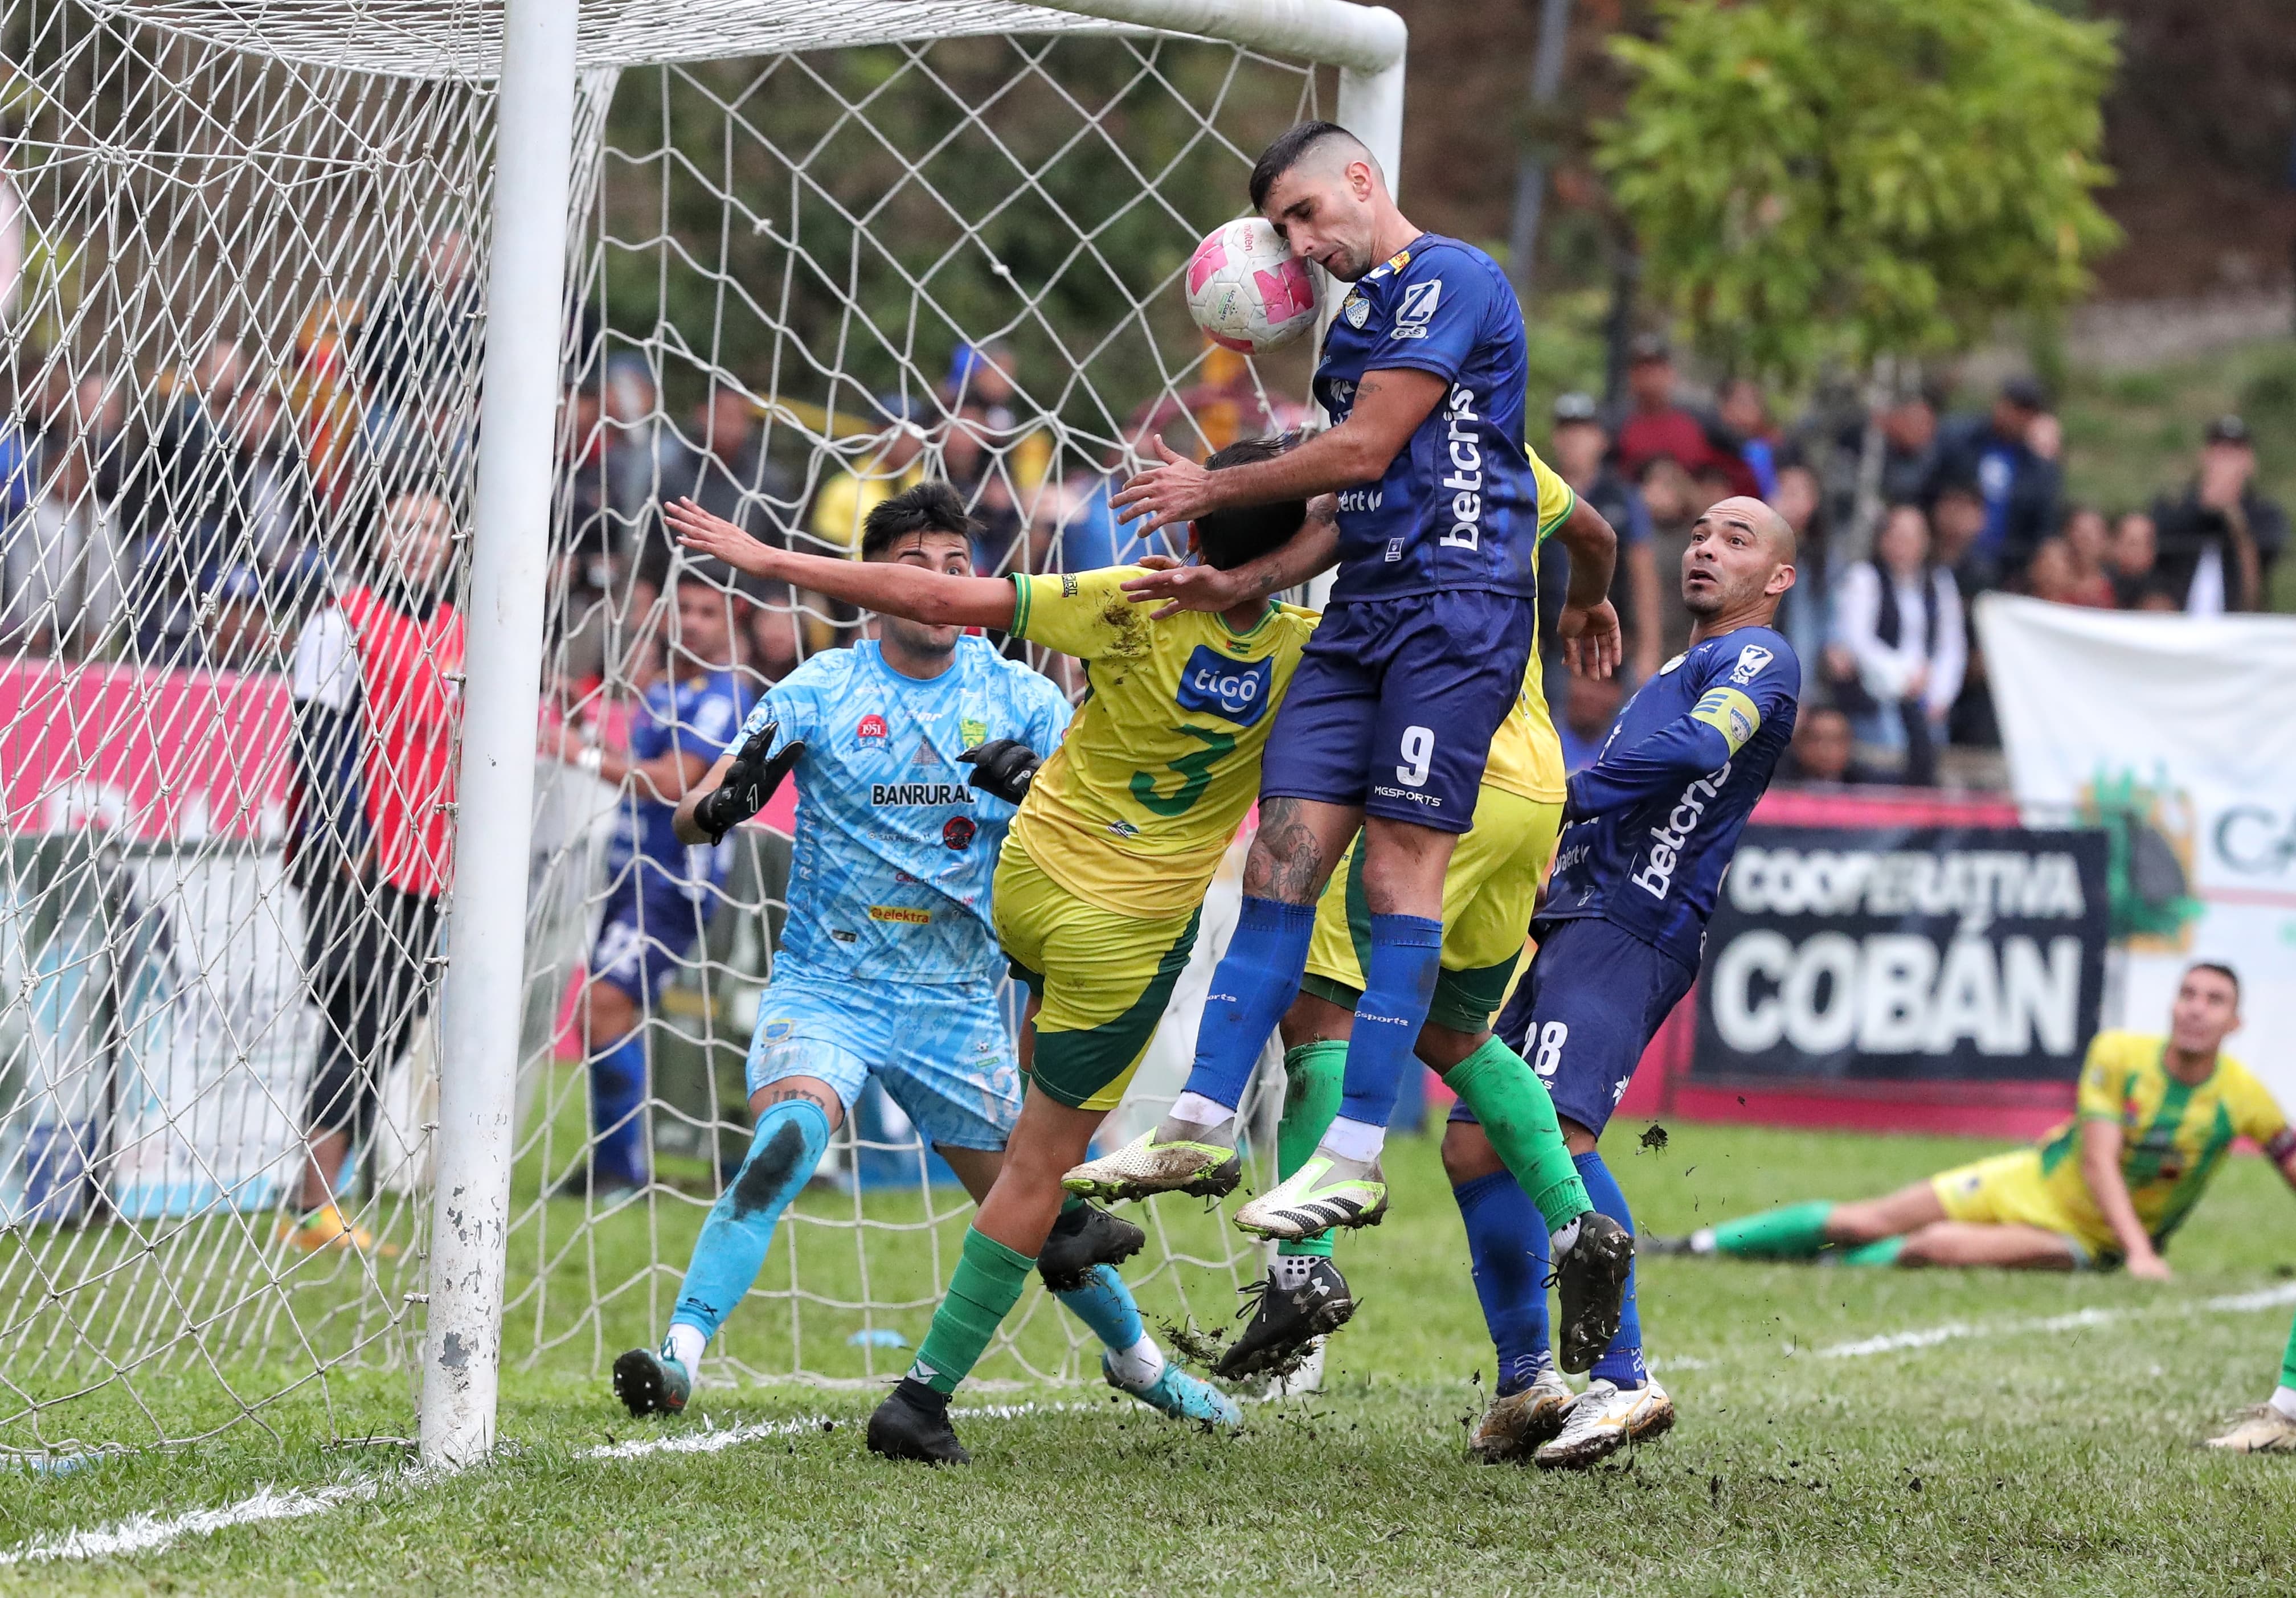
1540, 626, 1799, 968
605, 666, 750, 903
729, 636, 1071, 984
1315, 233, 1537, 604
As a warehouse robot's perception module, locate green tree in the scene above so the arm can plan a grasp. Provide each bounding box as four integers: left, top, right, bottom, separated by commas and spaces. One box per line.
1594, 0, 2121, 385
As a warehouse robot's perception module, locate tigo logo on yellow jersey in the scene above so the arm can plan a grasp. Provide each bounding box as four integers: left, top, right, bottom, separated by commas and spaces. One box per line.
1174, 645, 1274, 727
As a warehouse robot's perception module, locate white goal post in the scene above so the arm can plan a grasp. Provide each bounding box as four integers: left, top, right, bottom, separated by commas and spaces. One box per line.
0, 0, 1405, 1469
428, 0, 1403, 1469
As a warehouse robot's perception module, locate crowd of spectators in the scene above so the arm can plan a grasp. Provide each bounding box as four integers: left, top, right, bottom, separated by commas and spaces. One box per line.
0, 231, 2284, 802
1535, 335, 2289, 791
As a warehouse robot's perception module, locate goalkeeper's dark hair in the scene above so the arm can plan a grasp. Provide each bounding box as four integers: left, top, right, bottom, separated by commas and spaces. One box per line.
2186, 960, 2241, 1002
861, 480, 977, 561
1249, 120, 1368, 212
1194, 435, 1307, 572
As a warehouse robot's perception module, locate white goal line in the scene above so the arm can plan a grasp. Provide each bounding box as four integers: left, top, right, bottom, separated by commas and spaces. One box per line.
13, 1280, 2296, 1568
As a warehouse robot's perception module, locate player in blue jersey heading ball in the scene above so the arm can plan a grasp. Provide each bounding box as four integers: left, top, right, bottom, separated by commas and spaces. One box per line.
609, 483, 1235, 1433
1459, 494, 1799, 1469
1083, 120, 1625, 1251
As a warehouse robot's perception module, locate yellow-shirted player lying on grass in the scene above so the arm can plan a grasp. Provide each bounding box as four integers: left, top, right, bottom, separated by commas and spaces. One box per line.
671, 441, 1316, 1462
1096, 439, 1632, 1402
1653, 962, 2296, 1275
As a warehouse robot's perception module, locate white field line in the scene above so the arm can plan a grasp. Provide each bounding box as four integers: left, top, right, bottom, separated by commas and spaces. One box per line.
0, 1469, 452, 1567
1815, 1280, 2296, 1361
17, 1284, 2296, 1568
0, 1400, 1100, 1566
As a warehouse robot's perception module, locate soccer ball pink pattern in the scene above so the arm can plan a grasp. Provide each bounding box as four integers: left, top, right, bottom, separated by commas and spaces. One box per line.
1182, 218, 1319, 354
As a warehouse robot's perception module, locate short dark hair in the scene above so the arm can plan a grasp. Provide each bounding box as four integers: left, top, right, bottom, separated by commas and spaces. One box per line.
1194, 436, 1305, 571
2186, 961, 2241, 1002
1249, 121, 1358, 213
861, 480, 976, 561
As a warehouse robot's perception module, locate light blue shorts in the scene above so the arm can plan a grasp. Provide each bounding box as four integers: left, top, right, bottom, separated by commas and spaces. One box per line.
743, 969, 1020, 1152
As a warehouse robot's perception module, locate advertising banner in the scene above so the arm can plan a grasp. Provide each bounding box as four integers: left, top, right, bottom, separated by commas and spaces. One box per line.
1692, 824, 2110, 1088
1979, 596, 2296, 1107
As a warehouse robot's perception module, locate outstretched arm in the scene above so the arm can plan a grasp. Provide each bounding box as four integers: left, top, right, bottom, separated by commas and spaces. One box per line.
667, 498, 1016, 630
1111, 368, 1447, 539
1118, 495, 1339, 618
2078, 1118, 2170, 1280
1552, 493, 1621, 679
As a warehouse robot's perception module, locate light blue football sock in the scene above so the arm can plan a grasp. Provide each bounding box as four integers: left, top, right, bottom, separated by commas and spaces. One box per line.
1176, 895, 1317, 1113
1333, 913, 1443, 1129
1052, 1263, 1146, 1353
669, 1099, 832, 1343
1575, 1150, 1649, 1389
590, 1029, 651, 1188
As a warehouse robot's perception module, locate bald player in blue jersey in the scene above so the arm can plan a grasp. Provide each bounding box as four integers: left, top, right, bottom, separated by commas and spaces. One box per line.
609, 482, 1235, 1432
1102, 120, 1620, 1238
1458, 495, 1799, 1470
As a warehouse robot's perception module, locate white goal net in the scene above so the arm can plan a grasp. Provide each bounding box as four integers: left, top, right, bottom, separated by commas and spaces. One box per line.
0, 0, 1401, 1456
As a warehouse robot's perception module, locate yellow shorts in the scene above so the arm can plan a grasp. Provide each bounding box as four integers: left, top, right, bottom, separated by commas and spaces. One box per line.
1930, 1150, 2115, 1265
1301, 788, 1564, 1033
993, 838, 1200, 1113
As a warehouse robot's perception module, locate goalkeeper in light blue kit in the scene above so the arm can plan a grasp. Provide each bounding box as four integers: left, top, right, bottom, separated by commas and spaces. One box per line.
612, 482, 1235, 1430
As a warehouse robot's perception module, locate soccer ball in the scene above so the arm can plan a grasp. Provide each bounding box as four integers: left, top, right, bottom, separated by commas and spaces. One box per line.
1183, 218, 1319, 354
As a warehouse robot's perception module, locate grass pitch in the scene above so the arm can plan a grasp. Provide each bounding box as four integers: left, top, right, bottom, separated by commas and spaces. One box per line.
5, 1118, 2295, 1595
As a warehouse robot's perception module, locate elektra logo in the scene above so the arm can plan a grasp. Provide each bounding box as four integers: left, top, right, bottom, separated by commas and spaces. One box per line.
1174, 645, 1275, 727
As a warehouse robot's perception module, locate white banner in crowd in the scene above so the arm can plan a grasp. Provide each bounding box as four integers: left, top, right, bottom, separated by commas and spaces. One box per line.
1979, 594, 2296, 1105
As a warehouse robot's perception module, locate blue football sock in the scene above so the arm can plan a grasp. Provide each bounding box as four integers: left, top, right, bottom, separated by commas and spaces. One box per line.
1575, 1149, 1648, 1388
590, 1029, 650, 1188
1177, 895, 1317, 1113
1052, 1264, 1146, 1353
669, 1099, 832, 1343
1334, 913, 1443, 1129
1454, 1171, 1552, 1396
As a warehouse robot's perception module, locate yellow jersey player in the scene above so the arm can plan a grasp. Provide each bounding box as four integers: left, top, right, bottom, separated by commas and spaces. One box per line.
1657, 962, 2296, 1273
1109, 440, 1633, 1427
670, 441, 1313, 1463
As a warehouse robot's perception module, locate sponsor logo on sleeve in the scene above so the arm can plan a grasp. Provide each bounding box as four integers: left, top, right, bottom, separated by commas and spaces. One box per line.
1730, 644, 1775, 685
1060, 574, 1078, 597
1174, 644, 1275, 727
1437, 386, 1483, 550
1390, 278, 1441, 339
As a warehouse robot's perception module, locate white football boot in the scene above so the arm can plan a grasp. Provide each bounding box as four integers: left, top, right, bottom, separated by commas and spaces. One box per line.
1533, 1376, 1675, 1470
1468, 1365, 1576, 1463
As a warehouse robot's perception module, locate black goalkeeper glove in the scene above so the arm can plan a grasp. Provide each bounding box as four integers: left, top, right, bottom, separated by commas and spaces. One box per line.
960, 739, 1041, 805
694, 722, 804, 843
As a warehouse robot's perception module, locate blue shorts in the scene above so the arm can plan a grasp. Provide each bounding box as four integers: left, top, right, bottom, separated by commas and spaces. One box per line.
1259, 589, 1536, 834
744, 968, 1020, 1152
590, 881, 711, 1006
1461, 916, 1697, 1139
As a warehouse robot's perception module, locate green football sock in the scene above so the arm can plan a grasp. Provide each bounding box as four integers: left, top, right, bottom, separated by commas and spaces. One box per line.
1275, 1040, 1347, 1260
1444, 1034, 1591, 1234
2280, 1309, 2296, 1392
910, 1226, 1034, 1395
1710, 1200, 1836, 1259
1839, 1236, 1905, 1267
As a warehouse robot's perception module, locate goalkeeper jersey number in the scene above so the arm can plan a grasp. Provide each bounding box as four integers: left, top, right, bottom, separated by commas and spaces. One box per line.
1006, 567, 1317, 919
728, 635, 1070, 984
